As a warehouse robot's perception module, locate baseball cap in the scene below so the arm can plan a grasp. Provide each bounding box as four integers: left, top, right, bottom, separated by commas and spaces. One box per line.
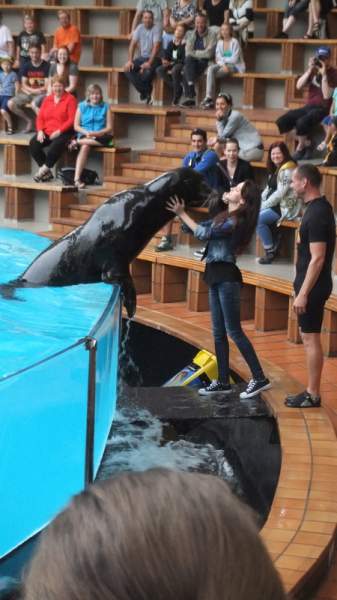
316, 46, 331, 59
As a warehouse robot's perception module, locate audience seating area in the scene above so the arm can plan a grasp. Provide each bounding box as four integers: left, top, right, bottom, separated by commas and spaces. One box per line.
1, 1, 337, 596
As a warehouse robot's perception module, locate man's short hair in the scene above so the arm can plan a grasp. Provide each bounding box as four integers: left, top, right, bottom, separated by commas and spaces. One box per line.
142, 9, 154, 18
57, 9, 70, 18
28, 44, 41, 51
190, 128, 207, 141
195, 11, 207, 19
296, 163, 322, 188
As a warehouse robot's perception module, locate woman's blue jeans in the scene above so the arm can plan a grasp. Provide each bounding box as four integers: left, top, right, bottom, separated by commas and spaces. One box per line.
209, 281, 264, 384
256, 208, 279, 249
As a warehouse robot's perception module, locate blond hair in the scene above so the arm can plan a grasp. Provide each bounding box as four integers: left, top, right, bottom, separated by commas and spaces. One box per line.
86, 83, 103, 102
23, 469, 286, 600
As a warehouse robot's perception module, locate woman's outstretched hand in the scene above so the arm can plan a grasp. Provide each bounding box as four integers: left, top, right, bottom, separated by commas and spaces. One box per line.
166, 195, 185, 216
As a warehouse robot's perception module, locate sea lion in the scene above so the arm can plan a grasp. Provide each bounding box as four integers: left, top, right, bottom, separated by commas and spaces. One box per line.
0, 168, 212, 317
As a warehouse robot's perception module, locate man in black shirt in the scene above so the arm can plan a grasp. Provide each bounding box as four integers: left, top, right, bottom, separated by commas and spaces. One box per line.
285, 164, 336, 408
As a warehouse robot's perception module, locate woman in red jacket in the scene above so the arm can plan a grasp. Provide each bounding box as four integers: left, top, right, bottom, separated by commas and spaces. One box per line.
29, 75, 77, 182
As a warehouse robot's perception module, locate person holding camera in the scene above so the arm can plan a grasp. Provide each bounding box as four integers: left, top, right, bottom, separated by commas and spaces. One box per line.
276, 46, 337, 161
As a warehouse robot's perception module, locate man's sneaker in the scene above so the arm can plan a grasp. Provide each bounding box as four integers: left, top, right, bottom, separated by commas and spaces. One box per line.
198, 380, 232, 396
155, 235, 174, 252
239, 378, 271, 399
258, 250, 275, 265
193, 247, 205, 259
285, 390, 321, 408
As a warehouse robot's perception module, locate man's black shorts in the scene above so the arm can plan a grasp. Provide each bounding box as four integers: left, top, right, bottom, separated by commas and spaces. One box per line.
298, 295, 329, 334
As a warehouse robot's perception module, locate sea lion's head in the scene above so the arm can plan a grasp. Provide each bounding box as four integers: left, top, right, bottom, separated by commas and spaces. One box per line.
146, 167, 212, 210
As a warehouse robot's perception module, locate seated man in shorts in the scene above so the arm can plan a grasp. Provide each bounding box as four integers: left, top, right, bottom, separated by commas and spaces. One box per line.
8, 44, 48, 132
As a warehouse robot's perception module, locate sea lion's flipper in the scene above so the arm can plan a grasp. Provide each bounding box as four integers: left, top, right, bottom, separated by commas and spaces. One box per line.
102, 269, 136, 318
0, 282, 23, 301
120, 275, 137, 319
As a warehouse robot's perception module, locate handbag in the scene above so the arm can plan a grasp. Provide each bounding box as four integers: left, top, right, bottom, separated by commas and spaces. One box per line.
57, 167, 101, 186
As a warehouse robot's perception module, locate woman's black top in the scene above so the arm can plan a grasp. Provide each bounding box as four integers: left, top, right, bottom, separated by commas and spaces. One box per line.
203, 0, 230, 26
217, 158, 254, 192
204, 261, 243, 285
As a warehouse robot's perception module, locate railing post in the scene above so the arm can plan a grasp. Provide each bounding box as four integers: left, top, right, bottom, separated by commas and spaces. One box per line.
85, 337, 97, 486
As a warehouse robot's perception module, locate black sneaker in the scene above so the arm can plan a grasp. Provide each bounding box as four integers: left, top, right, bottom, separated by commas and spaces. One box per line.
180, 98, 196, 108
285, 390, 321, 408
275, 31, 288, 38
198, 380, 232, 396
258, 251, 275, 265
302, 145, 314, 160
240, 378, 271, 399
193, 247, 205, 259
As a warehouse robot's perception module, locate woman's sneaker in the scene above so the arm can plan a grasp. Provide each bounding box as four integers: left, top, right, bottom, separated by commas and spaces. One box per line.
198, 380, 232, 396
239, 378, 271, 399
155, 235, 174, 252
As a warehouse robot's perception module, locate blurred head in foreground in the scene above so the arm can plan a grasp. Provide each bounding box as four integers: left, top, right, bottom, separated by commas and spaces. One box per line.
23, 469, 286, 600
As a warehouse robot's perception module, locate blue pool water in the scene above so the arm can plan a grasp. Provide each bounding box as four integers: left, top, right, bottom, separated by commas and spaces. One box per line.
0, 227, 120, 562
0, 228, 113, 378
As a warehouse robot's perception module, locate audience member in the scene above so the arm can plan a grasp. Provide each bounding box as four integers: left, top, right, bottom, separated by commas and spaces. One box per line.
29, 76, 77, 182
322, 115, 337, 165
0, 56, 18, 134
72, 84, 113, 189
277, 47, 337, 160
304, 0, 331, 38
170, 0, 196, 29
227, 0, 254, 43
202, 0, 230, 29
209, 93, 264, 161
180, 13, 217, 107
124, 10, 161, 105
0, 13, 14, 60
156, 127, 218, 251
168, 182, 271, 399
217, 138, 254, 193
48, 46, 79, 95
200, 23, 245, 109
51, 10, 81, 64
8, 44, 49, 133
256, 142, 299, 265
156, 23, 186, 105
15, 14, 47, 72
22, 469, 287, 600
285, 164, 336, 408
276, 0, 309, 38
131, 0, 169, 32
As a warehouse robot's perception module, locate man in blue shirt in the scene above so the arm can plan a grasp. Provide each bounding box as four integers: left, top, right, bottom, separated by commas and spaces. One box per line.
156, 127, 218, 251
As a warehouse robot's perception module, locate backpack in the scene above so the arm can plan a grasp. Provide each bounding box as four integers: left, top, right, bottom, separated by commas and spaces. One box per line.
57, 167, 101, 186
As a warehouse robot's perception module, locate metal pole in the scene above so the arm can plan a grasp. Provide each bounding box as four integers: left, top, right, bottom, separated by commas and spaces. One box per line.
84, 336, 97, 486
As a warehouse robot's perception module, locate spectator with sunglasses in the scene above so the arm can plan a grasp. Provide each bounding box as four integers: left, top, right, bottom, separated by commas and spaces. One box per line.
156, 127, 218, 251
208, 93, 264, 161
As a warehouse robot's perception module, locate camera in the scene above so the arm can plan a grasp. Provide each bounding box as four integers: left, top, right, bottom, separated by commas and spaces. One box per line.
313, 57, 322, 67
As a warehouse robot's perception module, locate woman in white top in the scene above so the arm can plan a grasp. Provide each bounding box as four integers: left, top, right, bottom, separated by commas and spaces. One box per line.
0, 13, 14, 59
228, 0, 254, 43
200, 23, 245, 109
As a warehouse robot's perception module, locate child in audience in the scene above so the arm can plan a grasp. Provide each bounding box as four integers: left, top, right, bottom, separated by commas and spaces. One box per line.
317, 86, 337, 152
200, 23, 245, 109
156, 23, 186, 105
72, 84, 113, 189
0, 56, 18, 134
15, 14, 47, 73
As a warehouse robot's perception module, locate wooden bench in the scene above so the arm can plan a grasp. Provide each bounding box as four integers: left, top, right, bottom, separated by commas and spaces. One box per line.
254, 5, 337, 37
0, 135, 131, 178
131, 246, 337, 356
247, 38, 337, 74
0, 175, 77, 221
134, 299, 337, 598
0, 5, 136, 35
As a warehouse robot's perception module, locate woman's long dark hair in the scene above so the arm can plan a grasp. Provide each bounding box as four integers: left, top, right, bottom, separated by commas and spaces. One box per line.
266, 141, 293, 174
212, 180, 261, 254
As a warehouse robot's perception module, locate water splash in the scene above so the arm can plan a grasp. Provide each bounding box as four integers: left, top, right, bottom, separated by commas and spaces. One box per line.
98, 407, 242, 496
